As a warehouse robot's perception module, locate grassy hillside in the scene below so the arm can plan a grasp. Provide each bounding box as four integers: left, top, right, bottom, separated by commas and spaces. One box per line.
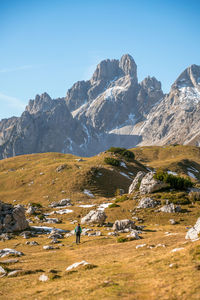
1, 146, 200, 299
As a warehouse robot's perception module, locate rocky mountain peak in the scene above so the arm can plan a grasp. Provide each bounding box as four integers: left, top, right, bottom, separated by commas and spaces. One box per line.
172, 64, 200, 91
91, 58, 121, 83
26, 92, 55, 114
140, 76, 162, 92
119, 54, 137, 79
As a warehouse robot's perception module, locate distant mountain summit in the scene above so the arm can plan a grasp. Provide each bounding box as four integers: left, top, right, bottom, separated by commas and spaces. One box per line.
0, 55, 200, 159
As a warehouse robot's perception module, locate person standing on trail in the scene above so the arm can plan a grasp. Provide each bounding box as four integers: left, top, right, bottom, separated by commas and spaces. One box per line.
75, 223, 82, 244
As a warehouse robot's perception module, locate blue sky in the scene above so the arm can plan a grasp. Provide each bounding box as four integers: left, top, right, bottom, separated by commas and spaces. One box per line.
0, 0, 200, 120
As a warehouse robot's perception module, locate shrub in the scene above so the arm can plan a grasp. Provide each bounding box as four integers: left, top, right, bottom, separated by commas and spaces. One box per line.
104, 157, 120, 167
160, 191, 190, 205
189, 192, 200, 202
109, 203, 120, 208
37, 214, 45, 220
115, 195, 129, 203
154, 171, 193, 190
30, 202, 42, 208
117, 237, 128, 243
107, 147, 135, 160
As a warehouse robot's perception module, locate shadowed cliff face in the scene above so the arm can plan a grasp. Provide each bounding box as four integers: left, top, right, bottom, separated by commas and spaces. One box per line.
0, 55, 200, 159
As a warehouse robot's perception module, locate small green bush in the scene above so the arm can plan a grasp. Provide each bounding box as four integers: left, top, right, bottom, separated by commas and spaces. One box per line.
30, 202, 42, 208
154, 171, 193, 190
37, 214, 45, 220
107, 147, 135, 160
117, 237, 128, 243
109, 203, 120, 208
115, 195, 129, 203
104, 157, 120, 166
159, 191, 190, 205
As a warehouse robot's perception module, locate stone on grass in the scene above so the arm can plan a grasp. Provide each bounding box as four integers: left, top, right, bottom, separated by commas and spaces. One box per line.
128, 171, 146, 194
171, 247, 184, 253
107, 232, 119, 236
0, 248, 24, 258
127, 230, 141, 239
26, 241, 39, 246
0, 201, 29, 234
113, 219, 136, 232
137, 197, 160, 209
139, 172, 169, 194
185, 217, 200, 240
158, 203, 181, 213
49, 198, 71, 208
169, 219, 177, 225
39, 274, 49, 282
81, 210, 107, 225
7, 270, 21, 277
43, 245, 54, 250
56, 164, 67, 172
26, 205, 36, 215
0, 266, 6, 275
136, 244, 146, 249
66, 260, 89, 271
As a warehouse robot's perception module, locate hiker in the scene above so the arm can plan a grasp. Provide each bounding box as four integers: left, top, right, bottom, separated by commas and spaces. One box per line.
75, 223, 82, 244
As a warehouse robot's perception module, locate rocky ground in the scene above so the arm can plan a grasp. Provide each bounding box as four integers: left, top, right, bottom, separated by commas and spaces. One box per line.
1, 146, 200, 299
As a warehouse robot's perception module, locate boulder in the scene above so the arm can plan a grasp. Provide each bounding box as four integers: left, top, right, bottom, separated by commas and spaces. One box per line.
127, 230, 141, 239
113, 219, 136, 232
137, 197, 160, 209
0, 201, 29, 233
56, 164, 67, 172
26, 204, 36, 215
49, 198, 71, 208
158, 203, 181, 213
185, 217, 200, 240
0, 248, 24, 258
139, 172, 169, 194
39, 274, 49, 282
66, 260, 89, 271
128, 171, 146, 194
169, 219, 177, 225
0, 266, 6, 275
81, 210, 107, 225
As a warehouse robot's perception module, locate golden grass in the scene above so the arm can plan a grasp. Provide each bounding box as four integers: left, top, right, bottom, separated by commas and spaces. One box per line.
1, 146, 200, 299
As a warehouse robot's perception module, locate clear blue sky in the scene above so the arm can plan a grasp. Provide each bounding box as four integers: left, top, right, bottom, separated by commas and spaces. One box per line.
0, 0, 200, 120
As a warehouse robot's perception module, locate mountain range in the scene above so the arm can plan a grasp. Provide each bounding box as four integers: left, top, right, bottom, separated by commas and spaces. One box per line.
0, 54, 200, 159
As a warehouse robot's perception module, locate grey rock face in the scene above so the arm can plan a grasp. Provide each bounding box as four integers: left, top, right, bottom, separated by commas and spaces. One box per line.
185, 217, 200, 240
139, 172, 169, 194
136, 64, 200, 147
81, 210, 107, 225
158, 203, 181, 213
113, 219, 136, 232
128, 171, 146, 194
1, 56, 200, 160
137, 197, 160, 209
0, 201, 29, 233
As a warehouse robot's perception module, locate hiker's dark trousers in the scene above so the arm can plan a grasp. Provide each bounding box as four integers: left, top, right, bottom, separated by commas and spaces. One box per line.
76, 233, 80, 244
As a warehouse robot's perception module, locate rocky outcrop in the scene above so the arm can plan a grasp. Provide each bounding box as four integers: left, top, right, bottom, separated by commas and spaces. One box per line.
136, 64, 200, 146
113, 219, 136, 232
128, 171, 146, 194
81, 210, 107, 225
185, 217, 200, 240
0, 201, 29, 233
139, 172, 169, 194
137, 197, 160, 209
158, 203, 181, 213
